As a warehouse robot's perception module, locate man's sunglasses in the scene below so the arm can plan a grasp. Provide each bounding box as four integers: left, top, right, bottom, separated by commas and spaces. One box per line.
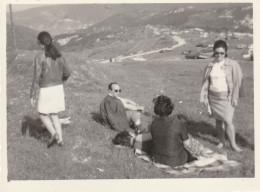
214, 52, 225, 55
114, 89, 121, 93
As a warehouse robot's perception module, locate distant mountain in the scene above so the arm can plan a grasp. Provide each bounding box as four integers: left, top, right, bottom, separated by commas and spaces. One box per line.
7, 3, 253, 55
92, 4, 252, 32
7, 4, 144, 35
7, 4, 253, 35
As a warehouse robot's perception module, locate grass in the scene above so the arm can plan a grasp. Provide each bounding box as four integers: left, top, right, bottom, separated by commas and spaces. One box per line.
6, 46, 254, 180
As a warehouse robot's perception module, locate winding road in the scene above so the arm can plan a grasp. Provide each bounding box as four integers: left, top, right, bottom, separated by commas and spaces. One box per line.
116, 35, 186, 60
98, 33, 186, 63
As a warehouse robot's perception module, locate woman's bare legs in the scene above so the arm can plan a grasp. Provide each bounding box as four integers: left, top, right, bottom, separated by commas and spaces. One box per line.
40, 113, 59, 147
50, 113, 63, 144
216, 119, 225, 148
224, 121, 242, 152
40, 114, 56, 136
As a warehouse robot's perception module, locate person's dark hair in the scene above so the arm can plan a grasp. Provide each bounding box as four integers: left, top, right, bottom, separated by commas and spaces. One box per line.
153, 95, 174, 116
37, 31, 61, 60
112, 131, 132, 147
108, 82, 118, 90
213, 39, 228, 57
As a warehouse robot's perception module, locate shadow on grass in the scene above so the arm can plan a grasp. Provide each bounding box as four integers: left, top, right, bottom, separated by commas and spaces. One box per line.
90, 112, 105, 125
90, 112, 254, 150
90, 111, 152, 131
90, 112, 122, 133
235, 134, 254, 150
177, 114, 254, 150
21, 116, 50, 143
90, 111, 133, 130
21, 116, 71, 142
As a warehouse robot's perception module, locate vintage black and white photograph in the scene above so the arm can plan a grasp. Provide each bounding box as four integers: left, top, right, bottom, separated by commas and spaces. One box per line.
2, 1, 259, 191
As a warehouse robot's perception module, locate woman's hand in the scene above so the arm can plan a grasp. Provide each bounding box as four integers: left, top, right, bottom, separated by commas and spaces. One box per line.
229, 95, 237, 106
204, 100, 208, 107
232, 99, 238, 106
31, 98, 36, 107
204, 98, 210, 108
203, 93, 209, 107
183, 139, 190, 146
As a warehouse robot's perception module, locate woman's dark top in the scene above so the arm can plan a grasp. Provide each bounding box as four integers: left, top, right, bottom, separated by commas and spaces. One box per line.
150, 116, 189, 167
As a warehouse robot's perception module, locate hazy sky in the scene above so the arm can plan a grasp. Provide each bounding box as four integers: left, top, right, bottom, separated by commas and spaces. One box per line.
7, 4, 50, 12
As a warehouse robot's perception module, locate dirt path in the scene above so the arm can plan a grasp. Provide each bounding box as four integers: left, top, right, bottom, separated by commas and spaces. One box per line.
115, 36, 186, 60
97, 34, 186, 63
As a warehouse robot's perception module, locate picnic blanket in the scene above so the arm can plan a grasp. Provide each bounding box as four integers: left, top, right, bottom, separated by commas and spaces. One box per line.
134, 133, 242, 175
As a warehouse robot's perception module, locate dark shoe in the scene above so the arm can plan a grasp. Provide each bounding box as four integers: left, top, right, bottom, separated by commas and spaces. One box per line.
47, 133, 59, 148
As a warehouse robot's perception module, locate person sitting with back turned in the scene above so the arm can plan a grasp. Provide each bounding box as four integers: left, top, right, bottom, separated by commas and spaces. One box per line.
150, 95, 196, 167
100, 82, 147, 133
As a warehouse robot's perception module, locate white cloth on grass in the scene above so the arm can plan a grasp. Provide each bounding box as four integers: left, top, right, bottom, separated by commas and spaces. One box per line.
134, 135, 242, 176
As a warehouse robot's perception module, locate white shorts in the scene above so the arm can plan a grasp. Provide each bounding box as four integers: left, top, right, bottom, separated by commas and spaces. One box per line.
37, 84, 65, 114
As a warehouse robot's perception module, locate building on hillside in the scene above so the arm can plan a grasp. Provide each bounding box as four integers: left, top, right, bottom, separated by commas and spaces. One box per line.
193, 28, 204, 32
200, 32, 208, 38
216, 32, 226, 39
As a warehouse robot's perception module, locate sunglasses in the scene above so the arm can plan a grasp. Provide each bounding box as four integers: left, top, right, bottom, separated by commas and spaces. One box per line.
113, 89, 121, 93
214, 52, 225, 55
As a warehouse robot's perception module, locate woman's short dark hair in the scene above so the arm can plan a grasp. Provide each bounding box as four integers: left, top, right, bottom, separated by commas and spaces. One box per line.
153, 95, 174, 116
37, 31, 61, 60
213, 39, 228, 57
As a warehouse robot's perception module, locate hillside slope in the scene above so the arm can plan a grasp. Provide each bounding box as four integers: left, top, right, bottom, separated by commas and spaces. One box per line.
8, 4, 252, 35
6, 24, 38, 50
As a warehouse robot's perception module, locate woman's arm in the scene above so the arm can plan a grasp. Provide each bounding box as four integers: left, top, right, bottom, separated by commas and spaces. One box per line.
231, 61, 244, 106
62, 57, 71, 82
200, 64, 212, 106
30, 56, 42, 106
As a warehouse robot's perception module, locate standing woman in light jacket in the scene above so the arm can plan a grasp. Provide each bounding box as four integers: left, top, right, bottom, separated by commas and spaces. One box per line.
30, 31, 71, 148
200, 40, 244, 152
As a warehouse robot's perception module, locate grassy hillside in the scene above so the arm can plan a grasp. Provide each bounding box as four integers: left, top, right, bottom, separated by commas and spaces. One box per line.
6, 24, 38, 51
6, 47, 254, 179
5, 3, 254, 180
56, 26, 175, 60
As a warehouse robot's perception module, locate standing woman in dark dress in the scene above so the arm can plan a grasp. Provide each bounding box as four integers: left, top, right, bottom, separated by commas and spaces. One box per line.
200, 40, 244, 152
30, 31, 71, 147
150, 95, 193, 167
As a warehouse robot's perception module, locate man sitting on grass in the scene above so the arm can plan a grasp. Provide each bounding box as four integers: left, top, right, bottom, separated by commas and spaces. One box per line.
100, 82, 147, 133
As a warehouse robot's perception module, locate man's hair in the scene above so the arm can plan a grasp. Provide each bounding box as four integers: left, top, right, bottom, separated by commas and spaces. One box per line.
108, 82, 118, 90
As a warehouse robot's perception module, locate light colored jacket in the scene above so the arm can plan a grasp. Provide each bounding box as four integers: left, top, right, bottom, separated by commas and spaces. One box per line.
200, 58, 245, 106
